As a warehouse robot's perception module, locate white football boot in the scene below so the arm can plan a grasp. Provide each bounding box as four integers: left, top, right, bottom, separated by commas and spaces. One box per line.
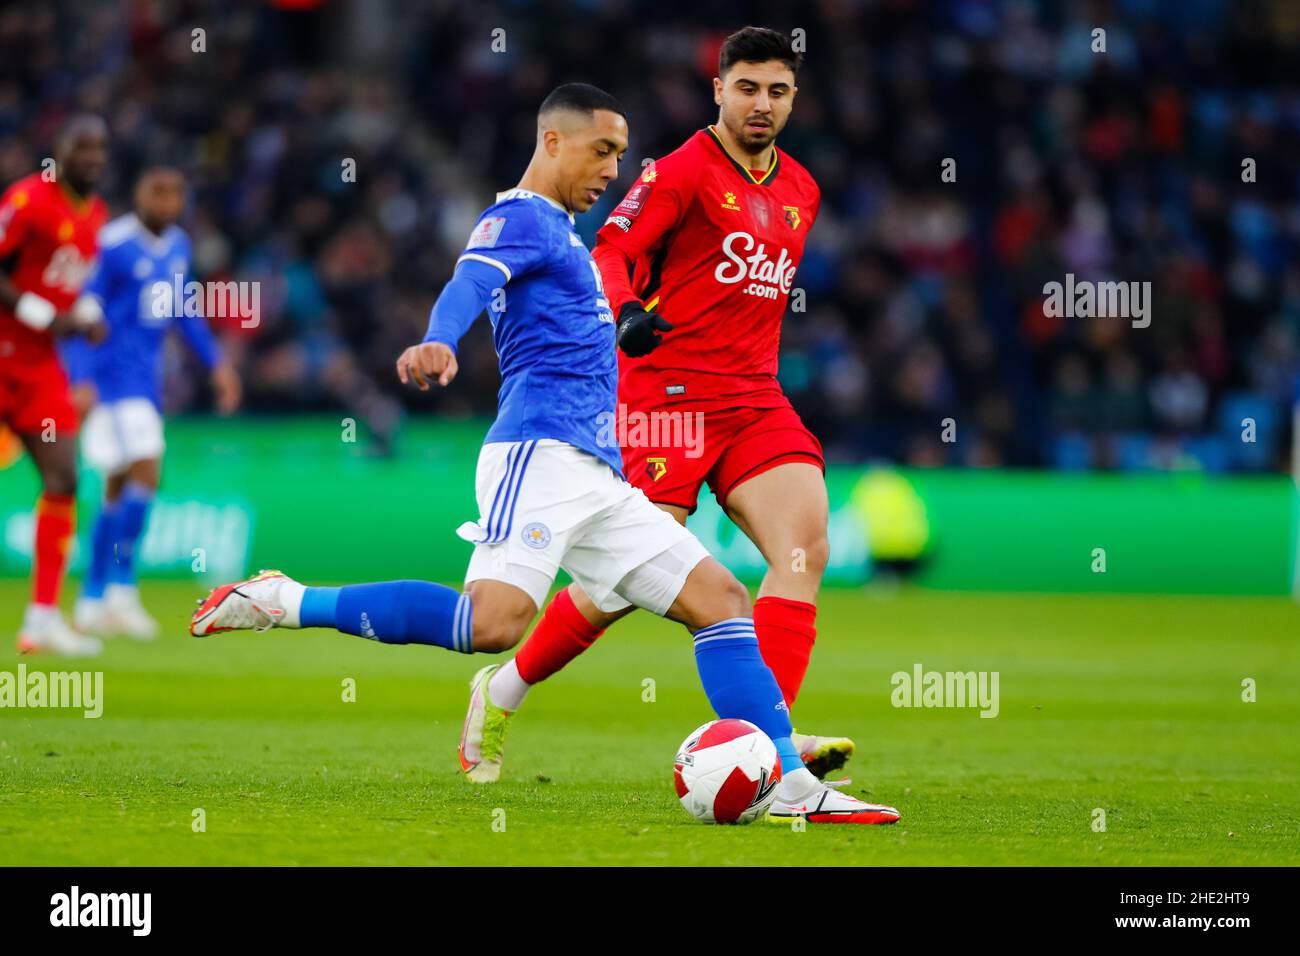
17, 605, 103, 657
767, 777, 900, 825
190, 570, 297, 636
73, 596, 113, 637
104, 585, 160, 640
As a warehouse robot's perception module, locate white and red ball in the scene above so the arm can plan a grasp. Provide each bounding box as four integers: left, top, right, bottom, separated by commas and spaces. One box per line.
673, 718, 782, 824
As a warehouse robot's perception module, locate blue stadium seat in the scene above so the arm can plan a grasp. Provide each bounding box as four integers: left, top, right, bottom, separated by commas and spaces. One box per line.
1116, 434, 1152, 471
1185, 436, 1229, 473
1053, 434, 1092, 471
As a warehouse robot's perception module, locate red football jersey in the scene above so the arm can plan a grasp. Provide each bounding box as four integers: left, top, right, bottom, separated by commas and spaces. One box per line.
0, 173, 106, 361
595, 126, 820, 408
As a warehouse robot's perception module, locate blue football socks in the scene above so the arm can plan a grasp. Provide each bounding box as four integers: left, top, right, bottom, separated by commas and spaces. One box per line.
299, 580, 474, 652
109, 481, 153, 586
692, 617, 801, 773
81, 501, 121, 600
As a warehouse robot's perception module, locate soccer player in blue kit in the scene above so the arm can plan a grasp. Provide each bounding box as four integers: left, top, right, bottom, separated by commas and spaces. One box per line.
66, 167, 242, 639
191, 84, 897, 823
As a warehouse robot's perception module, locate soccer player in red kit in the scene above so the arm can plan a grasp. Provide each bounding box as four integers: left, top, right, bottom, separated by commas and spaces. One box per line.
0, 115, 110, 656
459, 28, 898, 824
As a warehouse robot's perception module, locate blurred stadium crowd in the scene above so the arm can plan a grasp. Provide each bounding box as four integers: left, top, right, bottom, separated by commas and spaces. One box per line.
2, 0, 1298, 470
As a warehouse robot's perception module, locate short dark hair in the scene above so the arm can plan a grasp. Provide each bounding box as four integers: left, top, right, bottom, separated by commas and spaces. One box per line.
718, 26, 802, 77
538, 83, 626, 122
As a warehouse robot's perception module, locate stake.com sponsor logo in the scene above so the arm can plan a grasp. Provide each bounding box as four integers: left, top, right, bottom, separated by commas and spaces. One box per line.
714, 231, 797, 300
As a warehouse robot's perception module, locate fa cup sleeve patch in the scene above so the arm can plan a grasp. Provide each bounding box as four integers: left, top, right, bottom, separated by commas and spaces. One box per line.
466, 216, 506, 249
614, 183, 651, 220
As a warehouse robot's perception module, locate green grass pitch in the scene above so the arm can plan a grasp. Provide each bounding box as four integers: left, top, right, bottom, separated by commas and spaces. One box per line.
1, 581, 1297, 866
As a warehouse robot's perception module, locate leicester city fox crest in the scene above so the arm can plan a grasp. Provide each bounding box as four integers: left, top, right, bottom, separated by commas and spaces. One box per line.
521, 522, 551, 549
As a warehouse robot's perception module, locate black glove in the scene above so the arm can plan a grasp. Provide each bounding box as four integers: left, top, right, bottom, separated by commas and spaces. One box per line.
616, 301, 674, 358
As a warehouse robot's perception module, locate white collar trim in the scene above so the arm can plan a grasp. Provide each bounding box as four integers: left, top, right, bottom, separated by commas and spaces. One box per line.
496, 187, 575, 223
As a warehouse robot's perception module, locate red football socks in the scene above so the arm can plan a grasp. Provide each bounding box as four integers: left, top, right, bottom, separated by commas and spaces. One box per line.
515, 589, 819, 707
514, 587, 607, 685
753, 595, 817, 709
32, 492, 76, 607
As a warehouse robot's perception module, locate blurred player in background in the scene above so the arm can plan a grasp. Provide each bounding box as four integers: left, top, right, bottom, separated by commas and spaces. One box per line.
190, 83, 898, 824
0, 115, 110, 657
64, 167, 241, 640
470, 29, 868, 812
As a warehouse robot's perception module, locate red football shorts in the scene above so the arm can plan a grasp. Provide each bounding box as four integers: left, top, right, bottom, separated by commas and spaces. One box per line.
0, 354, 78, 437
619, 392, 824, 513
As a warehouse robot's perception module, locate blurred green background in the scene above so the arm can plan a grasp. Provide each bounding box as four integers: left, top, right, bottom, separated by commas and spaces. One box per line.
0, 416, 1289, 595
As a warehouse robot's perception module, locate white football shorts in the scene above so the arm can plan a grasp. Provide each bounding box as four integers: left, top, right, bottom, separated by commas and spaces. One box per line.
460, 439, 709, 615
81, 397, 166, 474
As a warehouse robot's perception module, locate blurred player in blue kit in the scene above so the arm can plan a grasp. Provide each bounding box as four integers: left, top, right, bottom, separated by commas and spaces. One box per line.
64, 167, 241, 639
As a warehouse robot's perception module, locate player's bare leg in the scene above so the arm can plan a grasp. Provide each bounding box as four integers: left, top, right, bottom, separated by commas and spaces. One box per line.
661, 554, 750, 627
76, 457, 162, 640
725, 461, 828, 604
16, 429, 101, 656
462, 578, 539, 652
567, 581, 633, 629
724, 460, 854, 778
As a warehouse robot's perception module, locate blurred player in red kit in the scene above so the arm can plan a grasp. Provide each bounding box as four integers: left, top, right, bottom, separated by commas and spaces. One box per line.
461, 28, 893, 822
0, 115, 110, 656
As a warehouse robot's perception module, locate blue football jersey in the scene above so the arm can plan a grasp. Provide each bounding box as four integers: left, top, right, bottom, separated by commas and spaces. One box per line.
453, 189, 619, 473
68, 214, 221, 407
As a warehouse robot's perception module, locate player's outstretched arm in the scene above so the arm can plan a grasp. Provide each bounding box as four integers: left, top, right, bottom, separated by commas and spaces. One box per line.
399, 258, 502, 389
172, 294, 241, 414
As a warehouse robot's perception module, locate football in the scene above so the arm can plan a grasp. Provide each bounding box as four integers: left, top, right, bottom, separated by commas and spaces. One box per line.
672, 718, 782, 824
